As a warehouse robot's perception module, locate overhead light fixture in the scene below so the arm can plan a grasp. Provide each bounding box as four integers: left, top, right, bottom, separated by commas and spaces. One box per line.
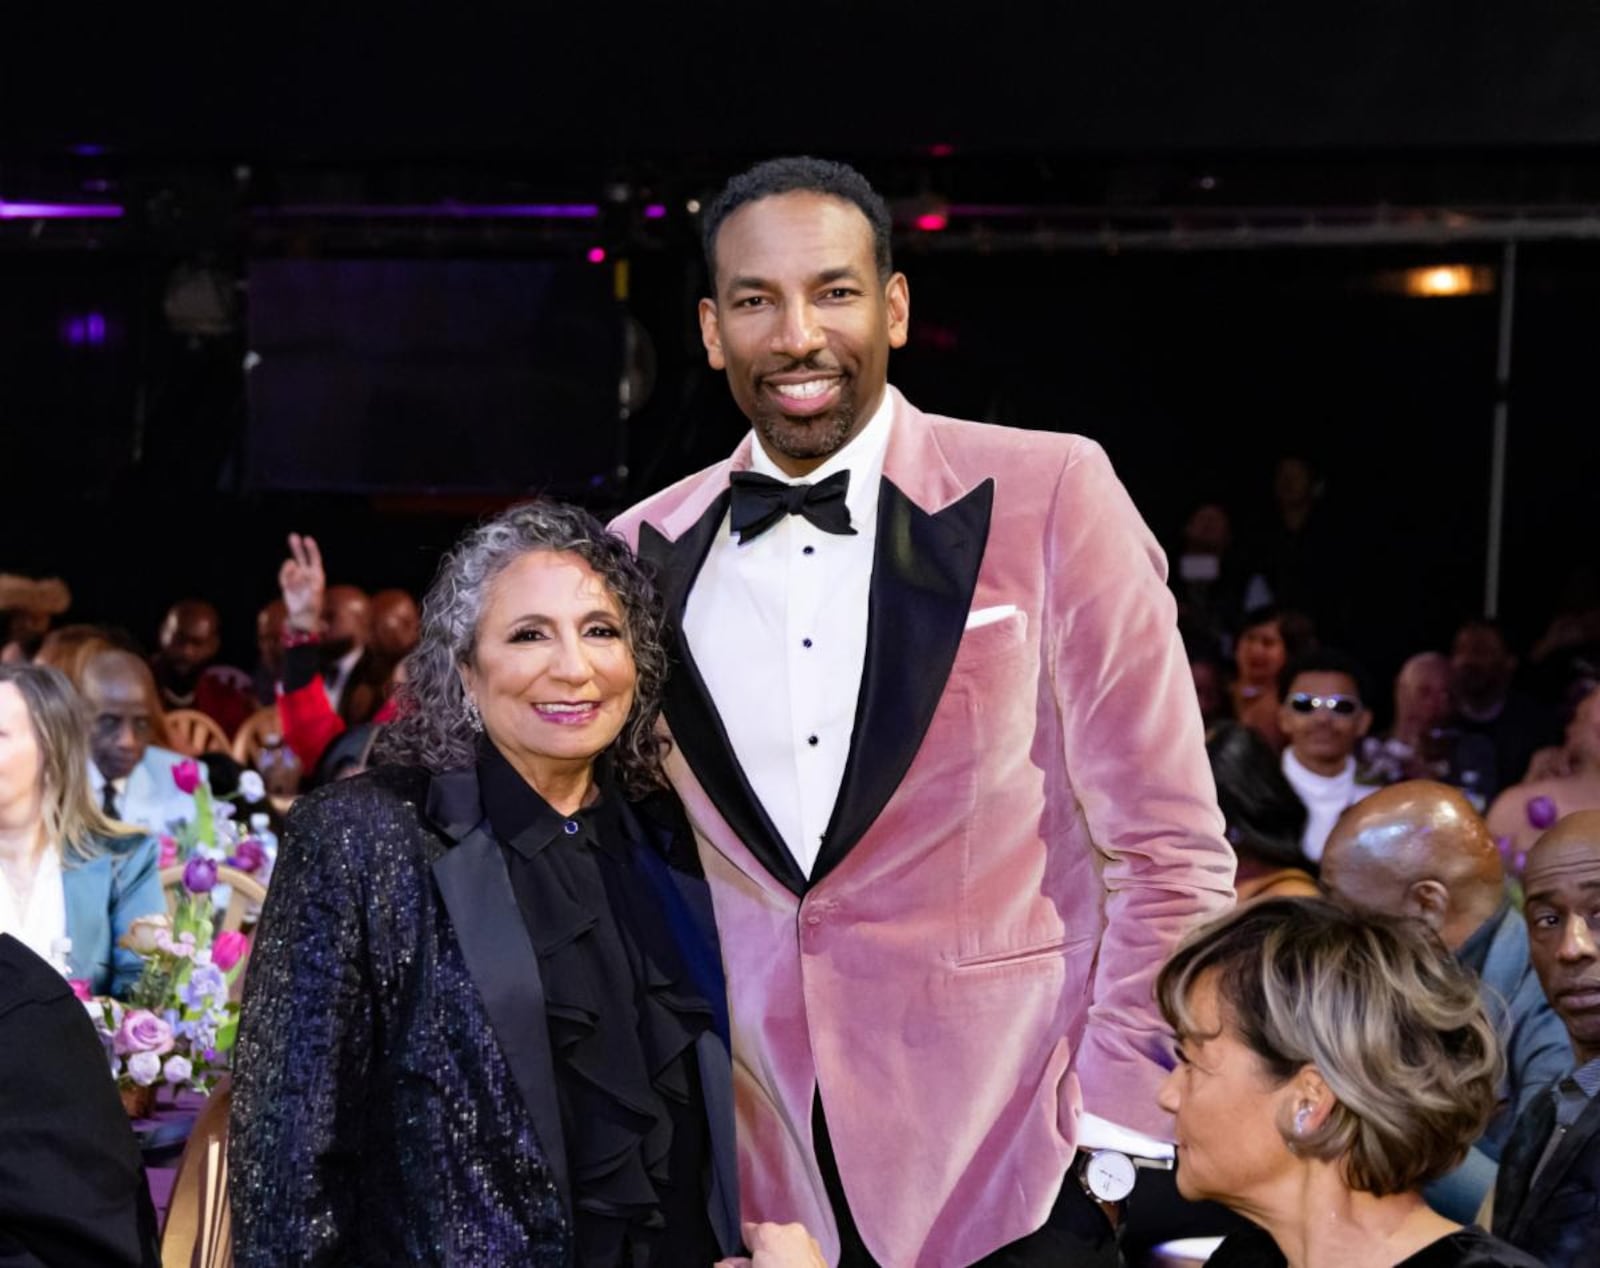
1397, 265, 1494, 298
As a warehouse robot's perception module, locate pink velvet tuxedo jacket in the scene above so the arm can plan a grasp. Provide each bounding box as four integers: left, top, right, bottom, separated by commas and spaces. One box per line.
611, 389, 1234, 1266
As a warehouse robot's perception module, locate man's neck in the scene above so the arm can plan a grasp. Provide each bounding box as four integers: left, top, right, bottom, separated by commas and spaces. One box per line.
1290, 749, 1352, 780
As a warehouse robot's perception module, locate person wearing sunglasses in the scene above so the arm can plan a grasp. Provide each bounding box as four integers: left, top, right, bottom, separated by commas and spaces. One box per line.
1277, 649, 1379, 861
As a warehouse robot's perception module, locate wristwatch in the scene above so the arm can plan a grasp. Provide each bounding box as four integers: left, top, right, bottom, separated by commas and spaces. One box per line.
1076, 1148, 1174, 1204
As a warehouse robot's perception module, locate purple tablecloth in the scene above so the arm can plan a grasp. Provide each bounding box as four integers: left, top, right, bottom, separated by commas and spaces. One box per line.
132, 1089, 207, 1224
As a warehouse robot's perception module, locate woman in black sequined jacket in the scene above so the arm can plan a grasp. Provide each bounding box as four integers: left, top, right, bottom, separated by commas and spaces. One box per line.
230, 504, 745, 1267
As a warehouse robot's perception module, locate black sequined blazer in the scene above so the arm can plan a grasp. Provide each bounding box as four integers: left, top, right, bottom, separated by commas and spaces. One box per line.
230, 764, 740, 1267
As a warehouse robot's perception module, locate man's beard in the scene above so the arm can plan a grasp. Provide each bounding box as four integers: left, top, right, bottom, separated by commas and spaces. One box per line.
751, 394, 857, 465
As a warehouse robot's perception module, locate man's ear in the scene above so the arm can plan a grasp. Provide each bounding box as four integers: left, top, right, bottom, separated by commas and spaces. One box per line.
885, 272, 910, 350
698, 297, 726, 371
1355, 708, 1373, 740
1403, 879, 1450, 932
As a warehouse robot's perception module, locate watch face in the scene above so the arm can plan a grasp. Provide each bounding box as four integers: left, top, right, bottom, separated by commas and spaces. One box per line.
1084, 1150, 1137, 1202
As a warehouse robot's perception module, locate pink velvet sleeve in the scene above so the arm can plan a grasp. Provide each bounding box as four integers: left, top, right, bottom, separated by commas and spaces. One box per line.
1045, 438, 1235, 1138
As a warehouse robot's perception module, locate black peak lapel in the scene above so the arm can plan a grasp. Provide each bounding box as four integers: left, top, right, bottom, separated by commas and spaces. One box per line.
426, 769, 571, 1218
638, 502, 809, 895
1496, 1094, 1555, 1235
810, 476, 994, 886
1512, 1092, 1600, 1239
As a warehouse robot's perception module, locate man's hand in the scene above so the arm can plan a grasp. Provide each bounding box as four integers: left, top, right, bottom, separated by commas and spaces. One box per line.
713, 1221, 829, 1268
279, 533, 326, 634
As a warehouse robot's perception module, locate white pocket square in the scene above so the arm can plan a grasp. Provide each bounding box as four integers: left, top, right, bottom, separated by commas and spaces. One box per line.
964, 604, 1018, 631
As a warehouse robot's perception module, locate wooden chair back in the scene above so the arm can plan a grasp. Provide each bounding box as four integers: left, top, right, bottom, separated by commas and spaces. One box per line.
164, 710, 231, 758
159, 1075, 233, 1268
160, 865, 269, 935
229, 706, 280, 768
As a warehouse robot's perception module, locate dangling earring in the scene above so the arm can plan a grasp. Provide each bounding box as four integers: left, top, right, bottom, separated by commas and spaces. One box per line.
466, 697, 484, 733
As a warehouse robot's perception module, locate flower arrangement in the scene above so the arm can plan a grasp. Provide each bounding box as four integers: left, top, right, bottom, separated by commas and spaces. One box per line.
82, 866, 246, 1112
158, 758, 275, 883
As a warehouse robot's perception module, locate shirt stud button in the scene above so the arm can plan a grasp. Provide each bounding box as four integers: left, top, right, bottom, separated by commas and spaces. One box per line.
807, 735, 819, 746
802, 545, 815, 556
563, 821, 579, 835
802, 637, 813, 649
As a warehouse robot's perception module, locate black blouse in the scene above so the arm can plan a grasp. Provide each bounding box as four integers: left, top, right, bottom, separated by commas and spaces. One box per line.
477, 743, 719, 1268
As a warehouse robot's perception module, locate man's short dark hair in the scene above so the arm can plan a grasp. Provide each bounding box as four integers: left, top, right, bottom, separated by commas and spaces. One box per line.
701, 156, 894, 286
1279, 647, 1372, 706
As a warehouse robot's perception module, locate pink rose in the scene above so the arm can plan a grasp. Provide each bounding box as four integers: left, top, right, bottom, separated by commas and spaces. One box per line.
172, 759, 202, 795
113, 1009, 174, 1057
67, 978, 92, 1001
158, 835, 179, 868
211, 930, 249, 973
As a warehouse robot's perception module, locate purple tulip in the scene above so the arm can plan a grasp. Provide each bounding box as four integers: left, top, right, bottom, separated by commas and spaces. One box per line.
1526, 795, 1559, 831
182, 856, 217, 894
172, 759, 202, 795
229, 838, 265, 874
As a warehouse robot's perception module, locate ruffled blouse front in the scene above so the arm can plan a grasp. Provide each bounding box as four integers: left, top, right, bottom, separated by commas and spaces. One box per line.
477, 743, 718, 1268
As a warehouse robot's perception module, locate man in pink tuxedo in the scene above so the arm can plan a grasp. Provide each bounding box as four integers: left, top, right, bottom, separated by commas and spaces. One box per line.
611, 157, 1234, 1267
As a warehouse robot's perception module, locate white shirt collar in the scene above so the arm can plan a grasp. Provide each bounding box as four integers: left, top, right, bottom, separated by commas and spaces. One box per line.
746, 387, 896, 531
1283, 749, 1356, 790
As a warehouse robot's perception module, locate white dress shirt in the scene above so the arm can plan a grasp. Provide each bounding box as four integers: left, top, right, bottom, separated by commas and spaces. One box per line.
0, 845, 68, 971
683, 393, 893, 878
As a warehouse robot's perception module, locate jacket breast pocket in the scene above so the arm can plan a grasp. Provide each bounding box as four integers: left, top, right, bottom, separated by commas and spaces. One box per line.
951, 609, 1027, 676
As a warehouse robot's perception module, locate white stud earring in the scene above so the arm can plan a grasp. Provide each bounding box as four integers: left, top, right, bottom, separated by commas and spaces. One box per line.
1294, 1106, 1312, 1136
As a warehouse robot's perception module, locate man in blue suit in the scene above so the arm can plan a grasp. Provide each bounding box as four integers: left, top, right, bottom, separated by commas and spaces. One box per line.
82, 649, 196, 837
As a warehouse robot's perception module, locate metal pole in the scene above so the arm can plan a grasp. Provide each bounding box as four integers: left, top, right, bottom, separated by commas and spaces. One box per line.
1485, 240, 1516, 618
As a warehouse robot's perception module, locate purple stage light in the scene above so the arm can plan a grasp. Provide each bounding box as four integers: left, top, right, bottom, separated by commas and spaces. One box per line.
587, 247, 607, 264
256, 202, 601, 220
0, 201, 123, 220
643, 203, 666, 219
69, 143, 108, 157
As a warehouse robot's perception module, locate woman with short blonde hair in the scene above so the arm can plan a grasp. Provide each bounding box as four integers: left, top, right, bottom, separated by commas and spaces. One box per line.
0, 664, 162, 996
1156, 898, 1540, 1267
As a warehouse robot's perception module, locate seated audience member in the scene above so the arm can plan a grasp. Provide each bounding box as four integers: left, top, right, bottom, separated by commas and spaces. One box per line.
272, 534, 402, 778
320, 582, 386, 726
1205, 721, 1318, 901
1172, 502, 1250, 657
152, 599, 256, 736
1487, 683, 1600, 861
0, 572, 70, 663
0, 665, 163, 998
1278, 648, 1378, 861
252, 598, 288, 706
370, 587, 421, 674
1493, 810, 1600, 1266
1321, 782, 1573, 1221
1361, 652, 1498, 807
81, 649, 194, 836
1230, 605, 1316, 750
1452, 617, 1562, 794
1158, 898, 1541, 1268
0, 935, 160, 1265
33, 622, 118, 683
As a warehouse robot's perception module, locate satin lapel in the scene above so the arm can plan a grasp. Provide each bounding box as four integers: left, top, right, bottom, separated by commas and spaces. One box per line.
426, 770, 571, 1217
810, 475, 994, 885
1516, 1092, 1600, 1237
638, 499, 809, 895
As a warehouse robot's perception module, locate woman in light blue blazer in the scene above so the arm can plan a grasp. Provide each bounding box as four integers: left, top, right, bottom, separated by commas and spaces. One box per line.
0, 665, 163, 998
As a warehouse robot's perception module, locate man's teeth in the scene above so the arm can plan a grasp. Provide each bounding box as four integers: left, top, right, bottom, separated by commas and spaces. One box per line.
772, 379, 833, 400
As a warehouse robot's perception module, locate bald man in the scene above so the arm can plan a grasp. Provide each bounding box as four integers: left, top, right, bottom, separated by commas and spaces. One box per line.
1493, 812, 1600, 1267
82, 649, 196, 836
1322, 781, 1572, 1220
1360, 652, 1499, 805
318, 585, 385, 725
153, 598, 254, 736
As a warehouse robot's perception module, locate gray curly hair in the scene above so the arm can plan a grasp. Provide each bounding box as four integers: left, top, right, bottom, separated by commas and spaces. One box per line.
373, 501, 668, 797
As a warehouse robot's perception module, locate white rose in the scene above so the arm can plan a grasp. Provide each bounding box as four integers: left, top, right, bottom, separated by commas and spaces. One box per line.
162, 1055, 193, 1085
127, 1050, 162, 1087
237, 770, 265, 801
119, 914, 171, 955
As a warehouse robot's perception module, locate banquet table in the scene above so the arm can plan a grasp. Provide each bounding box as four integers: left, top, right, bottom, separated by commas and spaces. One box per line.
133, 1088, 207, 1224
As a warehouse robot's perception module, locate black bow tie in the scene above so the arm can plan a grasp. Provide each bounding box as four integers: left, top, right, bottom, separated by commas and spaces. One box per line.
728, 470, 857, 544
